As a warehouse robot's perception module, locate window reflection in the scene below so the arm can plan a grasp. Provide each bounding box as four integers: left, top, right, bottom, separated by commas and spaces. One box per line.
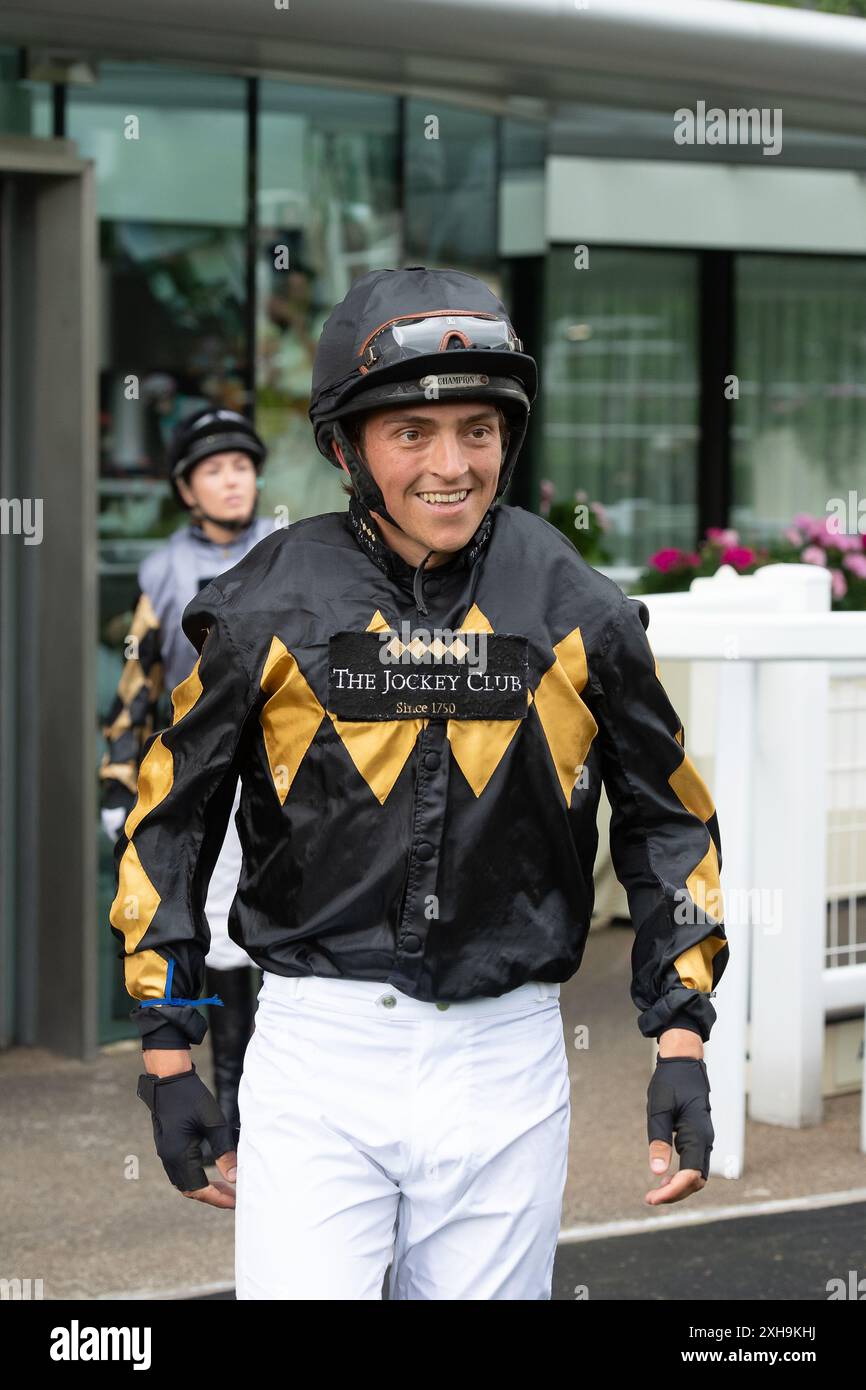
256, 81, 401, 521
67, 64, 248, 1040
404, 99, 498, 273
733, 254, 866, 545
96, 221, 248, 544
541, 247, 699, 567
67, 65, 248, 545
0, 47, 53, 136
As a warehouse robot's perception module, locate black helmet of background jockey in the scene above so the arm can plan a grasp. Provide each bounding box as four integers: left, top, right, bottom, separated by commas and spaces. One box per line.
167, 407, 268, 532
308, 266, 538, 534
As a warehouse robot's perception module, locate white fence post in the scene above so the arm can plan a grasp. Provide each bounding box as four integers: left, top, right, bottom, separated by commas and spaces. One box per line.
705, 655, 753, 1177
749, 566, 831, 1127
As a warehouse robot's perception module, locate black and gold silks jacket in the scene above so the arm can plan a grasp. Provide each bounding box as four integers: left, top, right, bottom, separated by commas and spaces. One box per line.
110, 496, 729, 1049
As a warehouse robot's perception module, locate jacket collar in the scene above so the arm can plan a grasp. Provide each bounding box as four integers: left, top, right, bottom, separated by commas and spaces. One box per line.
347, 494, 494, 580
346, 494, 494, 612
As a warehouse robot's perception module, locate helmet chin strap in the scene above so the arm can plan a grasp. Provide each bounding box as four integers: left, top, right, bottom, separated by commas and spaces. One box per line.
331, 421, 407, 534
189, 499, 259, 534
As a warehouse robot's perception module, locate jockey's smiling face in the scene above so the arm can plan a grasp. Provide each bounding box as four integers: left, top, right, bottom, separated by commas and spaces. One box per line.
333, 400, 506, 569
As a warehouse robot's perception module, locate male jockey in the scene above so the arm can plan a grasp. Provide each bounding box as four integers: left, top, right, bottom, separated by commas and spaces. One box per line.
111, 267, 728, 1300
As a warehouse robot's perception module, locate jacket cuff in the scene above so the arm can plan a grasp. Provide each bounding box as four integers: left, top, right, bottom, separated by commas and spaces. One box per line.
658, 1017, 704, 1039
637, 987, 716, 1044
139, 1031, 191, 1050
131, 1003, 208, 1048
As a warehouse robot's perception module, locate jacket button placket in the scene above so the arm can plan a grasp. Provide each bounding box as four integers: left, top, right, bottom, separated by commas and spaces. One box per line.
389, 718, 450, 994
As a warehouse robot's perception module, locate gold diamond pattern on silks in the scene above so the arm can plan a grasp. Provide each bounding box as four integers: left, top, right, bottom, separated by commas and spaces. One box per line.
327, 609, 428, 805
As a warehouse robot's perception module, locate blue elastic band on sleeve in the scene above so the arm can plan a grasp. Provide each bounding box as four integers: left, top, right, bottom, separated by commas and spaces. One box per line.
139, 996, 224, 1007
137, 958, 224, 1007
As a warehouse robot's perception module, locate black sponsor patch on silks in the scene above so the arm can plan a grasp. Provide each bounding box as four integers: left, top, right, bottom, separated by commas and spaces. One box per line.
327, 631, 529, 721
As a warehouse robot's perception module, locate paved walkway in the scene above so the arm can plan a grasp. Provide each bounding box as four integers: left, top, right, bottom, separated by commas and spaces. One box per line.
2, 926, 863, 1298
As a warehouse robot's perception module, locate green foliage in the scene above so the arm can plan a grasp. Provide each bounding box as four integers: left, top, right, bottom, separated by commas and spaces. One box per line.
747, 0, 866, 16
539, 481, 615, 565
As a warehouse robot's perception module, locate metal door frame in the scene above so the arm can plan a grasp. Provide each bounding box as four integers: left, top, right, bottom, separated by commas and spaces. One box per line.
0, 136, 97, 1057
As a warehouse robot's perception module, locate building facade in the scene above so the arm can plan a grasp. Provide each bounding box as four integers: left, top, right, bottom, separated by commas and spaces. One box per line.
0, 0, 864, 1052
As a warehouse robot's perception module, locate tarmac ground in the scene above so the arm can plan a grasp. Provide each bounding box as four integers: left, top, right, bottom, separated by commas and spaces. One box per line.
2, 924, 864, 1300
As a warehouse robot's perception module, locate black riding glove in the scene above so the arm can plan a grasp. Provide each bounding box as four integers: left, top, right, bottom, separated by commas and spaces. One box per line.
137, 1062, 237, 1192
646, 1056, 713, 1181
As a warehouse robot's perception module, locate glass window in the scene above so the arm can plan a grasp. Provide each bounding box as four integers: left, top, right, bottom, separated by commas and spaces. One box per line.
256, 80, 400, 521
500, 115, 545, 257
733, 254, 866, 545
404, 98, 498, 274
67, 63, 248, 1041
67, 64, 248, 550
540, 247, 700, 566
0, 47, 52, 136
502, 116, 546, 175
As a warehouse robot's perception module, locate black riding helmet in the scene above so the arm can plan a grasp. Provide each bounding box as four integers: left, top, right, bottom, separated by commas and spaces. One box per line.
167, 407, 267, 525
308, 267, 537, 533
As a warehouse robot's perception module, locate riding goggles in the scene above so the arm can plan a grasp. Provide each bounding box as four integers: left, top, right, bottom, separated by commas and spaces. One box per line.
359, 312, 523, 370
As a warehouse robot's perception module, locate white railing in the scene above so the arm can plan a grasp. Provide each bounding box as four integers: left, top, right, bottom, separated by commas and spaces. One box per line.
826, 662, 866, 981
634, 564, 866, 1178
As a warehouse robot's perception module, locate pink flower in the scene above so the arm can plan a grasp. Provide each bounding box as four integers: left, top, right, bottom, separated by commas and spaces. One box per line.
830, 568, 848, 601
783, 526, 803, 546
720, 546, 755, 570
574, 488, 588, 503
589, 500, 611, 532
706, 527, 740, 547
832, 531, 863, 553
842, 552, 866, 579
800, 545, 826, 566
789, 514, 831, 544
539, 479, 555, 517
815, 516, 847, 545
650, 547, 688, 573
809, 516, 862, 548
